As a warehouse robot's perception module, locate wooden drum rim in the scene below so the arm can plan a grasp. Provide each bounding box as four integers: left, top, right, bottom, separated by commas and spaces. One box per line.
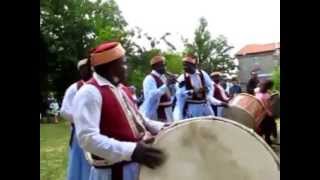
231, 93, 266, 109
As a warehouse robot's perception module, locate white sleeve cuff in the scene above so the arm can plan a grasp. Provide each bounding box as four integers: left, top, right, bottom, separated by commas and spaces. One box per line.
122, 142, 137, 161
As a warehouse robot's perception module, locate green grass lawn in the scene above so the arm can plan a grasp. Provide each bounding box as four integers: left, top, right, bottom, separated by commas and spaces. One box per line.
40, 119, 70, 180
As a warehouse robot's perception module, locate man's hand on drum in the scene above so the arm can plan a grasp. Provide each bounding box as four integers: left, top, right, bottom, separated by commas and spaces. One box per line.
131, 141, 166, 169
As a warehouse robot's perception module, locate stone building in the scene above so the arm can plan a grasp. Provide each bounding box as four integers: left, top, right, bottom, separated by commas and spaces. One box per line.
235, 42, 280, 87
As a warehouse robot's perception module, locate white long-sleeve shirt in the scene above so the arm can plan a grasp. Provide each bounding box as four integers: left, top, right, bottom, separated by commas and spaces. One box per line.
73, 72, 164, 165
173, 70, 222, 120
139, 70, 173, 121
60, 82, 78, 122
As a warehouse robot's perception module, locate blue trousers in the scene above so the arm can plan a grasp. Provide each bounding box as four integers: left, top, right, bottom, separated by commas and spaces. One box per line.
67, 127, 91, 180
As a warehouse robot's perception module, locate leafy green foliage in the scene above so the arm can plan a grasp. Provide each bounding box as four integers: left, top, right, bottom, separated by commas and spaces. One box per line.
126, 49, 160, 91
40, 0, 130, 100
164, 52, 183, 74
183, 17, 236, 74
41, 2, 236, 100
272, 65, 280, 91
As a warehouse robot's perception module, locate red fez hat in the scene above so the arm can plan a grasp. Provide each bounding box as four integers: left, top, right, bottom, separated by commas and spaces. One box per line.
91, 42, 126, 66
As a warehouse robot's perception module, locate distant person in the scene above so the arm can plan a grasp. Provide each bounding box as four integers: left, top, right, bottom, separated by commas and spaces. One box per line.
48, 99, 59, 123
210, 72, 230, 117
173, 55, 227, 120
229, 77, 242, 98
47, 93, 60, 123
60, 58, 92, 180
255, 80, 277, 146
246, 71, 259, 95
139, 55, 176, 122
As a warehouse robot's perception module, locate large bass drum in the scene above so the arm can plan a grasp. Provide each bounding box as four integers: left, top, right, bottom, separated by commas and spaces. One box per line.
223, 93, 266, 130
139, 117, 280, 180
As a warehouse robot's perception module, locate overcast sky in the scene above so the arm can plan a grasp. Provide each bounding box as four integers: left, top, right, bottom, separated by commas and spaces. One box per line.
116, 0, 280, 55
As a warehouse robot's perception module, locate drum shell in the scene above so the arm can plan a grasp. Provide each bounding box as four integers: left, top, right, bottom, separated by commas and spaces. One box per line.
223, 93, 266, 130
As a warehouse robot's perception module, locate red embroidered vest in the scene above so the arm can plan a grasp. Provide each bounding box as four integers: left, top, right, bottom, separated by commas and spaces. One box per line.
88, 78, 148, 180
118, 84, 137, 108
87, 78, 143, 159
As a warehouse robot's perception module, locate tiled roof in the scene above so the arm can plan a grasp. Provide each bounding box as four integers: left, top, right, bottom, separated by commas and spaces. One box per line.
236, 42, 280, 56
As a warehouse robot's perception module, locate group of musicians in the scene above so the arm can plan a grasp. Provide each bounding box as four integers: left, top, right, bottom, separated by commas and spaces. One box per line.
139, 54, 231, 123
60, 41, 276, 180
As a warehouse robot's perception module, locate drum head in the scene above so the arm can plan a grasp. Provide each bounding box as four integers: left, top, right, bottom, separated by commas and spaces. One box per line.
140, 117, 279, 180
223, 106, 255, 129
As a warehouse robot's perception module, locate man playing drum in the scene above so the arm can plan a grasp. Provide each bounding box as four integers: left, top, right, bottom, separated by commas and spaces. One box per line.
73, 42, 166, 180
139, 55, 176, 122
173, 54, 228, 120
60, 58, 92, 180
255, 80, 278, 145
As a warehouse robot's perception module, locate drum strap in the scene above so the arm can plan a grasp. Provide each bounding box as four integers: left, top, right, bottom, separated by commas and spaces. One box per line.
111, 163, 124, 180
69, 123, 75, 148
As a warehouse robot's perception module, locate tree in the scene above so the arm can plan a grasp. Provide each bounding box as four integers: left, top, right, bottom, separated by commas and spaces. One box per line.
163, 52, 183, 75
125, 29, 179, 92
126, 49, 161, 91
183, 17, 236, 74
40, 0, 181, 99
40, 0, 131, 101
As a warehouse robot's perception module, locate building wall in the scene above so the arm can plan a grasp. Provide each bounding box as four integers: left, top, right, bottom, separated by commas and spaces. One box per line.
237, 51, 280, 87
